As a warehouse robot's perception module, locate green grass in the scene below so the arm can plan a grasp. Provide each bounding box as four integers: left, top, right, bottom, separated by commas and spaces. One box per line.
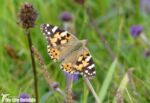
0, 0, 150, 103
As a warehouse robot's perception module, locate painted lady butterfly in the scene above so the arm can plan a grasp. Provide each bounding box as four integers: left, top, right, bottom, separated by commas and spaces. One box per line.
40, 24, 96, 79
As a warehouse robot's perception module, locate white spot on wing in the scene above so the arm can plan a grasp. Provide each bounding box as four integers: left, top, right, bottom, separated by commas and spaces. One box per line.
46, 24, 50, 27
60, 31, 67, 37
93, 71, 96, 74
85, 56, 91, 62
47, 32, 51, 35
90, 73, 93, 75
52, 26, 58, 32
88, 64, 95, 69
85, 70, 88, 73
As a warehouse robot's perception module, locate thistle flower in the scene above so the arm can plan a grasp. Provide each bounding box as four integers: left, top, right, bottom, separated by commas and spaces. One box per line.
130, 25, 143, 37
19, 93, 30, 103
50, 82, 59, 91
18, 3, 38, 29
50, 82, 65, 96
130, 25, 150, 47
64, 72, 78, 82
17, 3, 38, 102
60, 11, 75, 34
60, 12, 72, 22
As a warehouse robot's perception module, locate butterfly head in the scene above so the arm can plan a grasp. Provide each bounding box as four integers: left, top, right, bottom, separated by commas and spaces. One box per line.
80, 40, 87, 47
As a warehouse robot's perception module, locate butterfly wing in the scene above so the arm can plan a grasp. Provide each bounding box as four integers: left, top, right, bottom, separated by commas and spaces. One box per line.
40, 24, 78, 62
61, 47, 96, 78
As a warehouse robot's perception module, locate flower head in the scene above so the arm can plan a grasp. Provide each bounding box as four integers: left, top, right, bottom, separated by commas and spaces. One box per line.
19, 93, 30, 103
130, 25, 143, 37
64, 72, 78, 82
18, 3, 38, 29
60, 12, 72, 22
51, 82, 59, 91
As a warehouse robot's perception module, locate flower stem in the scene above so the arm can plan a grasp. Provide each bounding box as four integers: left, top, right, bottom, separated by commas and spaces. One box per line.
26, 30, 38, 103
84, 78, 101, 103
66, 74, 73, 103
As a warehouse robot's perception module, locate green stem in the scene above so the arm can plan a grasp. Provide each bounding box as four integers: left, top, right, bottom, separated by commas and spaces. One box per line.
84, 78, 101, 103
26, 30, 38, 103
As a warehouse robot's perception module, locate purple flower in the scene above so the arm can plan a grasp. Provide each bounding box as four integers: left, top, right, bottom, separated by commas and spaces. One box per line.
130, 25, 143, 37
60, 12, 72, 22
18, 3, 38, 29
73, 74, 78, 81
64, 72, 78, 82
50, 82, 59, 91
19, 93, 30, 103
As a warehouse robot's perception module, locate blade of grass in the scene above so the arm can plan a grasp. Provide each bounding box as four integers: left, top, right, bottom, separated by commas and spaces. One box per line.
113, 68, 133, 103
99, 58, 118, 102
125, 88, 134, 103
84, 78, 101, 103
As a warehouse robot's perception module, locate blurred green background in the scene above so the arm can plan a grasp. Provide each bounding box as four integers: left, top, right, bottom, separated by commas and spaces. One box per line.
0, 0, 150, 103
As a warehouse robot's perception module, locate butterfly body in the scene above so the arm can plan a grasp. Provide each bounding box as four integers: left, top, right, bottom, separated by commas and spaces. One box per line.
40, 24, 96, 79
